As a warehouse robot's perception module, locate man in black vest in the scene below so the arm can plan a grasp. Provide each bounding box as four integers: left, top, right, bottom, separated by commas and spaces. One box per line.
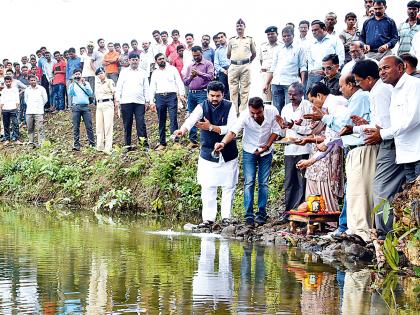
174, 81, 238, 228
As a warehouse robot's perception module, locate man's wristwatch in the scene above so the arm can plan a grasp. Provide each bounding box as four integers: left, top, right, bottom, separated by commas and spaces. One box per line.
209, 125, 214, 132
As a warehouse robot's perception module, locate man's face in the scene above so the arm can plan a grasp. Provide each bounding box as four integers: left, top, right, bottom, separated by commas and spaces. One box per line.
299, 24, 308, 37
267, 31, 278, 44
156, 55, 166, 68
6, 64, 12, 70
161, 33, 168, 43
98, 40, 105, 48
115, 45, 121, 53
325, 15, 337, 28
30, 77, 37, 87
322, 60, 338, 78
249, 106, 264, 123
108, 43, 115, 52
177, 48, 184, 57
192, 51, 202, 62
364, 0, 374, 10
80, 48, 86, 55
308, 94, 324, 108
73, 71, 82, 80
202, 36, 210, 47
346, 17, 357, 29
5, 79, 12, 88
142, 41, 150, 51
218, 34, 226, 45
349, 44, 364, 61
87, 45, 94, 53
54, 53, 61, 61
153, 32, 161, 42
41, 47, 46, 54
288, 87, 303, 104
373, 2, 386, 18
236, 23, 245, 33
213, 37, 220, 47
208, 90, 223, 105
45, 53, 51, 61
31, 67, 37, 74
64, 52, 69, 59
354, 73, 373, 91
185, 35, 194, 46
123, 45, 129, 53
311, 24, 325, 40
0, 65, 3, 75
131, 41, 138, 50
129, 57, 139, 69
21, 57, 28, 64
30, 59, 37, 66
97, 71, 106, 80
6, 70, 13, 77
14, 64, 20, 72
22, 68, 28, 76
282, 32, 293, 46
339, 77, 354, 99
379, 57, 404, 86
407, 6, 419, 19
171, 33, 180, 42
69, 51, 76, 59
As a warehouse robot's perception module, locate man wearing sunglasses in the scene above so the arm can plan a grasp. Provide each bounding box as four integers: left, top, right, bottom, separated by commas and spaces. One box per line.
320, 54, 341, 96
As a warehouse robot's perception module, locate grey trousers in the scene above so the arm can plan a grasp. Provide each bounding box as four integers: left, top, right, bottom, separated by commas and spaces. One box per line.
374, 140, 405, 238
26, 114, 45, 146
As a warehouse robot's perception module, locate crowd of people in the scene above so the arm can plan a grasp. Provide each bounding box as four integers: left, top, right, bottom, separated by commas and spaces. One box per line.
0, 0, 419, 243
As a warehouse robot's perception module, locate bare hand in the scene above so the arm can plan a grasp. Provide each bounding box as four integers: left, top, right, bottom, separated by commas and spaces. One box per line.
173, 128, 187, 138
378, 44, 389, 53
254, 145, 268, 156
351, 115, 369, 126
195, 117, 211, 130
364, 126, 382, 145
294, 119, 303, 126
263, 84, 269, 94
317, 142, 328, 152
364, 45, 371, 53
296, 159, 314, 170
191, 69, 198, 77
339, 125, 353, 136
304, 106, 324, 121
295, 137, 311, 145
214, 142, 225, 152
149, 103, 157, 112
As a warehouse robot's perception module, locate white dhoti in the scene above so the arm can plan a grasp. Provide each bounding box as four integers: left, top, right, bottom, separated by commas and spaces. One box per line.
197, 156, 239, 222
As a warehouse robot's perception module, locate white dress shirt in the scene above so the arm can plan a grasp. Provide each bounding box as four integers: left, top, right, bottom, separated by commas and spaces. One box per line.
0, 86, 20, 110
380, 73, 420, 164
149, 64, 185, 101
341, 57, 378, 75
230, 105, 281, 155
308, 34, 345, 71
24, 85, 48, 115
116, 67, 150, 104
270, 42, 307, 85
410, 30, 420, 66
280, 100, 313, 156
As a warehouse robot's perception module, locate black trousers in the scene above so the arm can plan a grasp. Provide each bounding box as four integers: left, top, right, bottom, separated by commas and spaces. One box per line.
41, 74, 50, 108
121, 103, 147, 146
155, 93, 178, 145
284, 154, 309, 211
218, 70, 230, 100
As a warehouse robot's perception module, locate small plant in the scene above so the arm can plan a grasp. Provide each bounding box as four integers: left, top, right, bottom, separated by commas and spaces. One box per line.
95, 187, 135, 212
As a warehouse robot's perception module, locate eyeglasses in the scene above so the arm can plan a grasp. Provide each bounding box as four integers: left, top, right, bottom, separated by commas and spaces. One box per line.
322, 66, 334, 70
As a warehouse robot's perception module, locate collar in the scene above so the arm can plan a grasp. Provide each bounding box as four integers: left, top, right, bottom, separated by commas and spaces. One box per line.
395, 73, 409, 89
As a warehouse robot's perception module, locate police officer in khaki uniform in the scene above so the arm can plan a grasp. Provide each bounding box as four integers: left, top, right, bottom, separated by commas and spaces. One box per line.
259, 26, 280, 104
227, 18, 256, 112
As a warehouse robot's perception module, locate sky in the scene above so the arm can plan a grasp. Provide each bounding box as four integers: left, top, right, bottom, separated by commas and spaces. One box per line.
1, 0, 407, 60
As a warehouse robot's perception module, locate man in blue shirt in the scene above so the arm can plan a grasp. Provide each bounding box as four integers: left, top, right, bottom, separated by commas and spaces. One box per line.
214, 32, 231, 99
360, 0, 399, 61
66, 48, 82, 109
68, 69, 95, 151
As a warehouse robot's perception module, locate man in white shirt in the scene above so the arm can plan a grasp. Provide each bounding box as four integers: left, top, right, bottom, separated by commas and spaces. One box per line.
351, 59, 405, 240
0, 76, 21, 144
276, 82, 312, 215
264, 26, 307, 113
365, 55, 420, 212
215, 97, 281, 227
116, 52, 150, 150
410, 30, 420, 64
82, 42, 96, 96
306, 20, 345, 94
140, 40, 154, 79
24, 75, 47, 147
150, 53, 186, 150
151, 30, 167, 57
174, 81, 238, 229
341, 41, 377, 75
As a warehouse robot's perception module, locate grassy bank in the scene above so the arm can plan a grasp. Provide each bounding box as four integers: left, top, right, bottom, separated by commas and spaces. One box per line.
0, 109, 285, 221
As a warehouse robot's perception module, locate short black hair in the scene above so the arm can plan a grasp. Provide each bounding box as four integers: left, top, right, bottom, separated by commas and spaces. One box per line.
217, 32, 227, 37
176, 45, 184, 52
4, 75, 12, 81
322, 53, 339, 64
68, 47, 76, 53
352, 59, 380, 79
407, 1, 419, 9
185, 33, 194, 38
373, 0, 386, 5
154, 53, 164, 61
308, 82, 330, 97
248, 97, 264, 109
191, 46, 202, 53
122, 43, 129, 47
152, 30, 160, 36
73, 68, 82, 74
344, 74, 357, 86
28, 74, 37, 80
97, 38, 104, 44
131, 39, 138, 44
400, 53, 418, 68
345, 12, 357, 21
299, 20, 310, 27
114, 43, 121, 47
282, 26, 294, 36
202, 34, 211, 40
161, 31, 168, 36
53, 50, 60, 56
171, 29, 180, 36
311, 20, 326, 29
207, 81, 225, 93
21, 65, 28, 70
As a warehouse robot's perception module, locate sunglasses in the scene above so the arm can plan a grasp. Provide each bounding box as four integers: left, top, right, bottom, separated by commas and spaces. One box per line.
322, 66, 334, 70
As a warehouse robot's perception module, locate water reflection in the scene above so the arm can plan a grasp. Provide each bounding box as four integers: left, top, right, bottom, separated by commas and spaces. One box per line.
0, 206, 418, 314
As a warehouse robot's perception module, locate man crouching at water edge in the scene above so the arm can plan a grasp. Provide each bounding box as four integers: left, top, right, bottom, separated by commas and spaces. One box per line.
215, 97, 280, 228
173, 81, 238, 229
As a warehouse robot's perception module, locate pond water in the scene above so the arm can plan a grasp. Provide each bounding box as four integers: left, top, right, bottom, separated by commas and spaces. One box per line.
0, 205, 418, 314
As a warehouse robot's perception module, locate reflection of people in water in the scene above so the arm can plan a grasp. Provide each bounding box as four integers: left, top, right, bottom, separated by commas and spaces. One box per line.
192, 237, 234, 311
237, 244, 266, 313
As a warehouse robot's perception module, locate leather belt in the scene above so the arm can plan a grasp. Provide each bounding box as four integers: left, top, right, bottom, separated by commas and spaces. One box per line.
190, 89, 206, 93
261, 69, 268, 72
97, 98, 112, 103
231, 59, 250, 65
156, 92, 176, 96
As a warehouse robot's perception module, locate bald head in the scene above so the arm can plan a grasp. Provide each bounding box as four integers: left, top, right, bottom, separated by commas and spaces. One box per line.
339, 73, 358, 99
379, 55, 405, 86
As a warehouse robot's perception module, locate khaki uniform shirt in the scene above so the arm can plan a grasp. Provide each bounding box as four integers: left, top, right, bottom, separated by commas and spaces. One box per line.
95, 78, 118, 102
259, 41, 279, 70
227, 36, 256, 61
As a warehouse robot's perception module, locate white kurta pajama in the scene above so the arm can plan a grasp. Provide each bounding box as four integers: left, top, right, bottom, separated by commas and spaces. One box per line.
182, 102, 238, 222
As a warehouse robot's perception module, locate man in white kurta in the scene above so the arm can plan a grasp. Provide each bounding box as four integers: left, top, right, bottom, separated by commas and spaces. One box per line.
174, 81, 238, 226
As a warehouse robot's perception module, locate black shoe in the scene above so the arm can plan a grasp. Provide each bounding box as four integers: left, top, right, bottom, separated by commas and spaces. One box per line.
245, 218, 255, 228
